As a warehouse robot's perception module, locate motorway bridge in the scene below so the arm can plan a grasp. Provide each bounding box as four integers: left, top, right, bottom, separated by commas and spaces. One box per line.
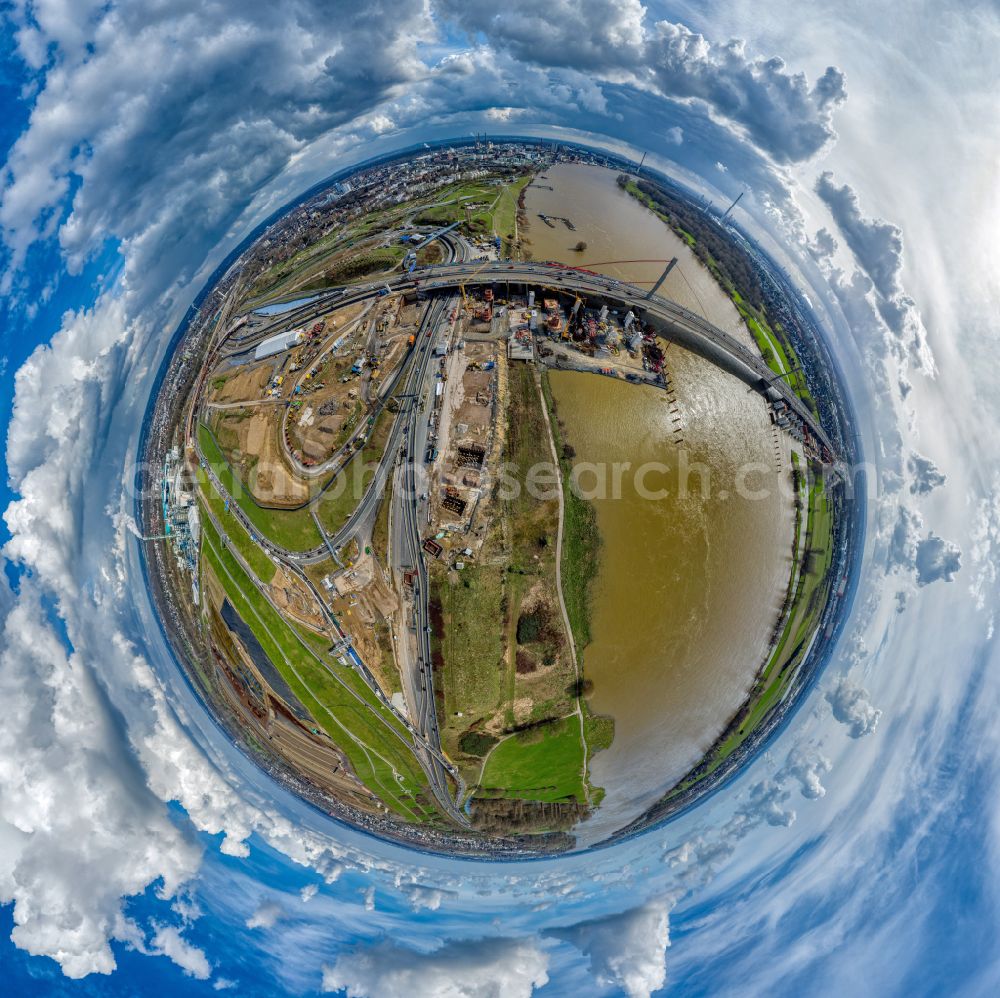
240, 260, 834, 457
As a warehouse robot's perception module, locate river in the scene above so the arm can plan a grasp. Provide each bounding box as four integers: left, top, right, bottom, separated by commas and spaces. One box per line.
525, 164, 795, 837
523, 162, 755, 351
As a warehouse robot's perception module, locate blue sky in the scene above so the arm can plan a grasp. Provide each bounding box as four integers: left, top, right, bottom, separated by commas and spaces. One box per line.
1, 1, 999, 995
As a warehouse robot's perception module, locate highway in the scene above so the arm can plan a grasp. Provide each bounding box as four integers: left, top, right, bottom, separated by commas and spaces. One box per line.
387, 292, 469, 824
227, 258, 833, 456
197, 291, 468, 824
196, 300, 440, 566
198, 500, 430, 788
415, 262, 835, 455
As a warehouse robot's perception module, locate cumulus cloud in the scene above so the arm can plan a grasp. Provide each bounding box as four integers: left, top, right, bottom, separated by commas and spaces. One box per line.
907, 453, 946, 495
1, 0, 435, 300
0, 584, 202, 979
646, 23, 845, 163
887, 505, 923, 575
661, 743, 834, 891
484, 106, 525, 121
434, 0, 646, 72
148, 924, 212, 981
826, 676, 882, 738
245, 900, 283, 931
807, 226, 838, 261
740, 778, 795, 828
436, 3, 843, 163
780, 746, 832, 800
886, 505, 961, 587
815, 172, 933, 375
816, 173, 904, 299
914, 534, 962, 586
321, 938, 549, 997
552, 901, 673, 998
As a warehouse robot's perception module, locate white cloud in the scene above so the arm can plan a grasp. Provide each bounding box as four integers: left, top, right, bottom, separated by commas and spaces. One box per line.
740, 778, 795, 828
434, 0, 646, 72
437, 3, 844, 163
646, 22, 845, 163
887, 505, 923, 576
780, 746, 831, 800
553, 901, 673, 998
300, 884, 319, 903
148, 924, 212, 980
246, 900, 283, 931
825, 676, 882, 738
0, 583, 202, 979
484, 106, 525, 121
914, 534, 962, 586
816, 171, 933, 376
367, 114, 397, 135
907, 453, 946, 496
0, 0, 436, 301
885, 504, 961, 587
321, 938, 549, 997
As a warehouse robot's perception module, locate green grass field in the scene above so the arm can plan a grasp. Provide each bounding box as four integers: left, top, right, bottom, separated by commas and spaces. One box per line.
199, 512, 437, 821
198, 478, 276, 584
540, 373, 600, 653
314, 408, 393, 536
493, 175, 533, 248
198, 423, 323, 551
443, 368, 611, 811
434, 562, 506, 734
481, 716, 587, 804
732, 292, 816, 413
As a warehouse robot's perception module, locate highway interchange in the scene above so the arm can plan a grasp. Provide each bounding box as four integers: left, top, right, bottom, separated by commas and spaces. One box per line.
190, 245, 835, 828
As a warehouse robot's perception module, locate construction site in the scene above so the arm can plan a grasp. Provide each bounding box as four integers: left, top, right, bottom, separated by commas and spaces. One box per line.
203, 294, 418, 503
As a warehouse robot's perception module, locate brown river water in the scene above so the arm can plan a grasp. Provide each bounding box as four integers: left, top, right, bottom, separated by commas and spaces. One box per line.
525, 164, 794, 836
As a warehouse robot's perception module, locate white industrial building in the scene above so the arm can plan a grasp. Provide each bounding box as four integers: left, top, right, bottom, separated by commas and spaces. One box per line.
255, 328, 305, 361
